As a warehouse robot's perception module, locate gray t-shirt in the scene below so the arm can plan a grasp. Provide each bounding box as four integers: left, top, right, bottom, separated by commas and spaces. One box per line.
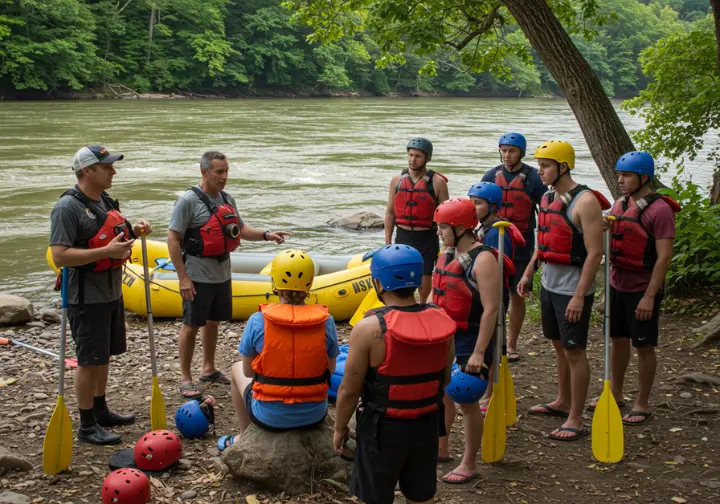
541, 189, 595, 296
49, 191, 125, 305
168, 185, 242, 284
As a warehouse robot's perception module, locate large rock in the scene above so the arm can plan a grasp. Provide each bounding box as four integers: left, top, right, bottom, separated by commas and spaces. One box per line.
0, 447, 33, 472
222, 419, 349, 495
327, 212, 384, 230
0, 491, 31, 504
0, 295, 33, 325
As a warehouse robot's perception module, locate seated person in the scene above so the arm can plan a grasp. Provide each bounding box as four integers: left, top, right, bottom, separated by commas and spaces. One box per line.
218, 249, 339, 450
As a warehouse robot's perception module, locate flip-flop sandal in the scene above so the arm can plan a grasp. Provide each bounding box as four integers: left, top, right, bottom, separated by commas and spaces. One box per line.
587, 398, 625, 411
217, 435, 236, 453
528, 403, 569, 418
507, 352, 521, 362
441, 469, 479, 485
549, 426, 589, 442
199, 371, 231, 384
622, 411, 652, 426
180, 382, 202, 399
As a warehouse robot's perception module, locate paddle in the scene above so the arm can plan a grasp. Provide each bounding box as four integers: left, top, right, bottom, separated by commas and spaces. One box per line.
494, 222, 517, 427
349, 288, 384, 327
141, 235, 167, 430
42, 267, 73, 475
481, 222, 509, 463
592, 217, 624, 463
0, 337, 77, 368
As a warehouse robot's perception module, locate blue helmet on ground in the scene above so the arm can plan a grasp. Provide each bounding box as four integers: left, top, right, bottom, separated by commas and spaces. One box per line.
615, 151, 654, 180
499, 132, 526, 157
467, 181, 503, 213
446, 363, 488, 404
370, 245, 423, 292
175, 400, 214, 438
329, 344, 349, 400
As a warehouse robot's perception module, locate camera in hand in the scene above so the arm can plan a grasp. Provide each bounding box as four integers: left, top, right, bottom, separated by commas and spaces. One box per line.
225, 223, 240, 239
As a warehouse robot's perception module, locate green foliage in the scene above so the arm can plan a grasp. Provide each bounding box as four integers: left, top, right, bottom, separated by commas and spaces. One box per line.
658, 178, 720, 295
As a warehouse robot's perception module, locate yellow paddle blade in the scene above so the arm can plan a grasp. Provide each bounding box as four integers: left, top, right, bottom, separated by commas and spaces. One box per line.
349, 289, 384, 326
500, 356, 517, 427
481, 385, 506, 463
591, 380, 624, 463
150, 376, 168, 431
42, 396, 73, 475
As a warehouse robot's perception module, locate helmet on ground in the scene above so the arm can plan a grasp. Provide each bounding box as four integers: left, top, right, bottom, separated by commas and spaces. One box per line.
467, 182, 503, 213
433, 198, 478, 229
533, 140, 575, 169
329, 344, 349, 400
101, 468, 150, 504
615, 151, 654, 180
270, 249, 315, 292
446, 363, 488, 404
370, 245, 423, 292
499, 132, 526, 157
175, 400, 214, 438
134, 430, 183, 471
407, 137, 433, 160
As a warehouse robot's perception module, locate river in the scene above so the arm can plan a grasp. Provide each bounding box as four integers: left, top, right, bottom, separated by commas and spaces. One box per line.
0, 98, 714, 303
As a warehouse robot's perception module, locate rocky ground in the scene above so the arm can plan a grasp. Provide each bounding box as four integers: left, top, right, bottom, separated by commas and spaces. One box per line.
0, 305, 718, 504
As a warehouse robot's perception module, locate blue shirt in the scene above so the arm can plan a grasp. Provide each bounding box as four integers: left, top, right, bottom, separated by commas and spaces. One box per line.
482, 163, 547, 263
478, 226, 513, 260
239, 310, 340, 429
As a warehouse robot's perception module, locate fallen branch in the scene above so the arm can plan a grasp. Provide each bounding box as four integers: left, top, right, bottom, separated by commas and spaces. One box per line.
680, 407, 719, 416
669, 373, 720, 386
691, 312, 720, 348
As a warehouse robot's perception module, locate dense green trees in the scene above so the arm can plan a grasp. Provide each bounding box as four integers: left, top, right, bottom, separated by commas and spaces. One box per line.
0, 0, 711, 96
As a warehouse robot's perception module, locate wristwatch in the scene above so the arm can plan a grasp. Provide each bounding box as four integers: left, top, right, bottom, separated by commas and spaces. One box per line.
263, 230, 271, 241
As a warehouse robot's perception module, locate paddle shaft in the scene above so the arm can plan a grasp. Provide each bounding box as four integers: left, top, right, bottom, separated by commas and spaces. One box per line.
58, 268, 68, 397
494, 226, 506, 385
141, 236, 159, 378
604, 225, 611, 382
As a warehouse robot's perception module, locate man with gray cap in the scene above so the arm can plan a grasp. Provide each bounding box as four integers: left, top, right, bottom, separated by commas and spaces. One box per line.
50, 145, 152, 445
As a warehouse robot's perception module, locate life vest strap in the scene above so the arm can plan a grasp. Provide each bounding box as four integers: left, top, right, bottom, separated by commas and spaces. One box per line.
370, 392, 442, 410
254, 370, 330, 387
374, 369, 445, 386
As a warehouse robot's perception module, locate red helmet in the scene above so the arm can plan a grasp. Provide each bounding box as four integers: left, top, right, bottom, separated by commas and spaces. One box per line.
433, 198, 478, 229
102, 468, 150, 504
134, 430, 183, 471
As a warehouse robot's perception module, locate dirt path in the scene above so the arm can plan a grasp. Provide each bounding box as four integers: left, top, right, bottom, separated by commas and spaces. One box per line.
0, 313, 718, 503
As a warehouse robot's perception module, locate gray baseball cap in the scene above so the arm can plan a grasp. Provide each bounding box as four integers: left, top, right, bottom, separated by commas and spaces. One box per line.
72, 145, 124, 172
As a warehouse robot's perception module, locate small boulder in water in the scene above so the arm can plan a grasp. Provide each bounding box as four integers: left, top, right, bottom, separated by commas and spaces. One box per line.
327, 212, 384, 230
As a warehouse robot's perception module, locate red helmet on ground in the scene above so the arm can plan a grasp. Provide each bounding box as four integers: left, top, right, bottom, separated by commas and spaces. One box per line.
101, 468, 150, 504
433, 198, 478, 229
133, 430, 183, 471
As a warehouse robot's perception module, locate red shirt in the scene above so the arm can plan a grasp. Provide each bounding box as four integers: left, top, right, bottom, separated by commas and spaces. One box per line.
610, 197, 676, 293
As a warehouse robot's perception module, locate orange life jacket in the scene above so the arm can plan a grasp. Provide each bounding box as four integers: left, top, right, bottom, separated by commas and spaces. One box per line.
362, 304, 455, 420
251, 303, 330, 404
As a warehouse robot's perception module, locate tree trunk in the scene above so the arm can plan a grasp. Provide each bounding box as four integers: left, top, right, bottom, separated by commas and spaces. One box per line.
146, 3, 155, 66
502, 0, 632, 199
711, 0, 720, 70
712, 169, 720, 205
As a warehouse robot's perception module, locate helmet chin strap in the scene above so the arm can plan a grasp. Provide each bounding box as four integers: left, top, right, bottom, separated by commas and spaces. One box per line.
628, 174, 650, 199
551, 164, 569, 187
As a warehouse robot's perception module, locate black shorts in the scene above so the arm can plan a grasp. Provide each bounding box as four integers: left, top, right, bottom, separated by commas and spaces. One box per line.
610, 287, 663, 348
68, 298, 126, 366
540, 287, 594, 350
243, 383, 326, 432
456, 340, 494, 380
350, 411, 439, 504
182, 280, 232, 327
395, 227, 439, 276
509, 260, 533, 295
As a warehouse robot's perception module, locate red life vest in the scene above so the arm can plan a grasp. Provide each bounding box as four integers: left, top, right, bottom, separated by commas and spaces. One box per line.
610, 193, 680, 271
362, 304, 455, 420
251, 303, 330, 404
432, 245, 515, 331
494, 165, 535, 233
476, 218, 527, 261
537, 185, 611, 267
62, 186, 133, 272
394, 169, 447, 228
182, 187, 241, 259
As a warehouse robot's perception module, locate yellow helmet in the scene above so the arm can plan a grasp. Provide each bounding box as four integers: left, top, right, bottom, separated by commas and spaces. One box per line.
533, 140, 575, 169
270, 249, 315, 293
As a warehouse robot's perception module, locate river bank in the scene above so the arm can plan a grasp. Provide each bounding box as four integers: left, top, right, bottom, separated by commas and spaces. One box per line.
0, 308, 718, 503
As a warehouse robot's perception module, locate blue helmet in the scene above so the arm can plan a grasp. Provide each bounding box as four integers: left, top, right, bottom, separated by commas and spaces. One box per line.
499, 132, 526, 157
329, 344, 349, 400
615, 151, 654, 180
446, 363, 488, 404
370, 245, 423, 292
467, 181, 503, 213
175, 400, 214, 438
